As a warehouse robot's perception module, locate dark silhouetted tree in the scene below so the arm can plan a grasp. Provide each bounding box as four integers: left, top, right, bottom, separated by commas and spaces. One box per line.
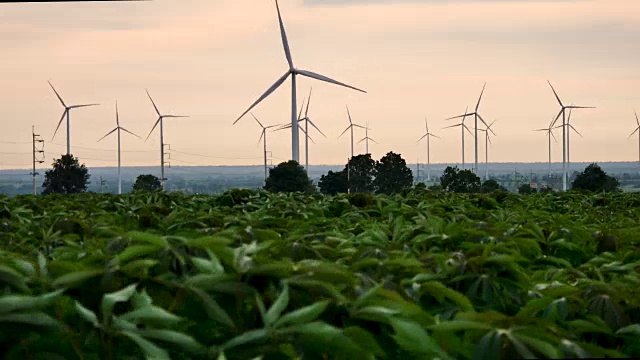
373, 152, 413, 194
346, 154, 375, 193
133, 174, 162, 193
318, 170, 348, 195
518, 184, 537, 194
572, 163, 620, 192
481, 179, 507, 193
440, 166, 481, 193
265, 160, 314, 193
42, 154, 90, 195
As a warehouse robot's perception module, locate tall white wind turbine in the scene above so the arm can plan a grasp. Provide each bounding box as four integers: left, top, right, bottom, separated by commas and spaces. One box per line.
357, 122, 378, 155
534, 119, 559, 179
555, 107, 583, 179
446, 84, 490, 174
547, 81, 595, 191
233, 0, 366, 164
251, 113, 283, 185
97, 101, 140, 194
48, 80, 99, 155
478, 121, 496, 180
443, 111, 474, 168
338, 106, 366, 158
417, 117, 440, 182
629, 111, 640, 172
144, 89, 189, 192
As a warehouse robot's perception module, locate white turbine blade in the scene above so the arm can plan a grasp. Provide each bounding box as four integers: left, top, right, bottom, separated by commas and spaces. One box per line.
51, 110, 67, 141
48, 80, 66, 108
416, 133, 428, 143
547, 80, 563, 107
446, 113, 474, 121
442, 123, 463, 130
265, 124, 281, 129
251, 113, 265, 129
234, 71, 291, 125
353, 124, 367, 129
475, 82, 486, 112
569, 124, 583, 137
297, 69, 366, 93
308, 119, 327, 138
566, 105, 595, 109
338, 125, 351, 139
275, 0, 294, 70
258, 130, 265, 146
164, 115, 189, 118
486, 120, 497, 136
97, 128, 118, 142
628, 127, 639, 140
550, 130, 559, 143
476, 113, 490, 128
534, 128, 549, 132
567, 107, 573, 124
635, 110, 640, 127
275, 124, 291, 132
298, 97, 306, 121
550, 109, 563, 128
425, 116, 429, 133
430, 134, 441, 139
487, 135, 493, 145
463, 124, 474, 137
369, 137, 379, 144
116, 101, 120, 127
304, 87, 312, 117
70, 103, 99, 109
145, 117, 161, 141
146, 89, 161, 116
357, 137, 366, 144
120, 127, 141, 139
346, 105, 353, 124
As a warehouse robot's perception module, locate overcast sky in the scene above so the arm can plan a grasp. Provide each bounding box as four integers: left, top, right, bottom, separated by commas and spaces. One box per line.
1, 0, 638, 170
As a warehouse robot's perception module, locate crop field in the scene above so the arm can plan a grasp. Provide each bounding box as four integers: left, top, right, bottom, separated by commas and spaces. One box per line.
1, 189, 640, 359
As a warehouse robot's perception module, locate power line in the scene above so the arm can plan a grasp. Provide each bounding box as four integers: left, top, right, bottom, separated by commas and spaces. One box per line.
171, 149, 262, 160
48, 142, 155, 153
0, 140, 31, 145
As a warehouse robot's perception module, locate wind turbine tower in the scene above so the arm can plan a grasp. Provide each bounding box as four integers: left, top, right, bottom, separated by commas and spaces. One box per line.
144, 90, 189, 192
628, 111, 640, 172
251, 113, 282, 185
97, 101, 140, 194
357, 122, 378, 155
478, 121, 496, 180
534, 118, 558, 179
338, 106, 366, 158
417, 116, 440, 182
48, 81, 99, 155
233, 0, 366, 163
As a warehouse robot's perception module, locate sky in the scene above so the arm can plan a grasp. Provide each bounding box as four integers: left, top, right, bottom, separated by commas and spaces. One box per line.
0, 0, 639, 170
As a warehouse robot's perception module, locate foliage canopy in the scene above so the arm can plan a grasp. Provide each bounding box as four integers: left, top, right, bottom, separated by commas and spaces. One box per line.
42, 154, 90, 195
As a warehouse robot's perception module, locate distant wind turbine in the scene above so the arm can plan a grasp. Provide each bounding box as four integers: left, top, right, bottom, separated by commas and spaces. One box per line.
534, 118, 559, 178
417, 116, 440, 182
478, 121, 497, 180
357, 122, 378, 155
251, 113, 282, 185
554, 106, 583, 178
48, 80, 99, 155
547, 81, 595, 191
443, 108, 474, 168
446, 84, 490, 174
233, 0, 366, 164
144, 89, 189, 192
629, 111, 640, 171
97, 101, 140, 194
338, 106, 366, 158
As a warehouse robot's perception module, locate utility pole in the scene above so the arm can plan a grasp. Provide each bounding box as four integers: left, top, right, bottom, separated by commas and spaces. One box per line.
163, 143, 170, 191
31, 126, 45, 195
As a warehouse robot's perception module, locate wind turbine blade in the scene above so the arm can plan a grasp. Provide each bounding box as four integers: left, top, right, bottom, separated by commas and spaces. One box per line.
569, 124, 583, 137
258, 131, 265, 146
265, 124, 281, 129
145, 117, 161, 141
550, 109, 563, 128
416, 133, 428, 143
70, 103, 99, 109
352, 124, 367, 129
346, 105, 353, 124
463, 124, 474, 137
120, 127, 141, 139
297, 69, 366, 93
298, 97, 306, 121
146, 89, 161, 116
338, 125, 351, 139
547, 80, 563, 107
550, 130, 558, 143
477, 113, 490, 128
635, 110, 639, 127
567, 107, 573, 124
425, 116, 429, 133
233, 71, 291, 124
369, 138, 379, 144
565, 106, 596, 109
308, 119, 327, 138
534, 128, 549, 132
442, 123, 462, 130
275, 0, 294, 70
116, 101, 120, 127
305, 87, 312, 117
275, 124, 292, 132
97, 128, 118, 142
357, 137, 366, 144
446, 113, 475, 121
251, 113, 265, 129
164, 115, 189, 118
487, 136, 493, 145
430, 134, 441, 139
475, 82, 486, 112
51, 110, 67, 141
487, 120, 497, 136
628, 127, 639, 139
47, 80, 66, 108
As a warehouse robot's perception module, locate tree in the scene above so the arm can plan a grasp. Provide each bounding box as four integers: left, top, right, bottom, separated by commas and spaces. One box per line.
481, 179, 507, 193
264, 160, 314, 193
440, 166, 481, 193
373, 152, 413, 194
42, 154, 90, 195
571, 163, 621, 192
133, 174, 162, 193
346, 154, 375, 193
518, 184, 537, 194
318, 170, 348, 195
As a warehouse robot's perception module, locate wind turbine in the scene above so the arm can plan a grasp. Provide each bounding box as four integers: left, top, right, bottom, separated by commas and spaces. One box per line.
251, 113, 282, 185
547, 81, 595, 191
534, 118, 559, 179
357, 122, 378, 155
417, 116, 440, 182
555, 106, 583, 180
232, 0, 366, 164
48, 80, 99, 155
144, 89, 189, 192
443, 108, 474, 169
478, 121, 497, 180
277, 88, 327, 172
446, 84, 489, 174
338, 106, 366, 158
629, 111, 640, 172
97, 101, 140, 194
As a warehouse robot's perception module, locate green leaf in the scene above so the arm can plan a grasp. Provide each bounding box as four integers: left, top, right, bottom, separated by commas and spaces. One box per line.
516, 333, 561, 359
119, 306, 182, 326
52, 268, 105, 288
389, 317, 452, 359
472, 331, 502, 360
220, 329, 268, 351
75, 301, 100, 327
343, 326, 386, 357
616, 324, 640, 336
0, 312, 61, 328
121, 330, 170, 360
117, 245, 161, 263
274, 301, 329, 328
189, 287, 235, 329
265, 284, 289, 326
127, 231, 168, 247
102, 284, 138, 323
136, 329, 204, 353
0, 289, 64, 314
430, 320, 493, 332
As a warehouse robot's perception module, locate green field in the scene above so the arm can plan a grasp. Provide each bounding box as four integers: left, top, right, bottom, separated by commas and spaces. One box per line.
1, 189, 640, 359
